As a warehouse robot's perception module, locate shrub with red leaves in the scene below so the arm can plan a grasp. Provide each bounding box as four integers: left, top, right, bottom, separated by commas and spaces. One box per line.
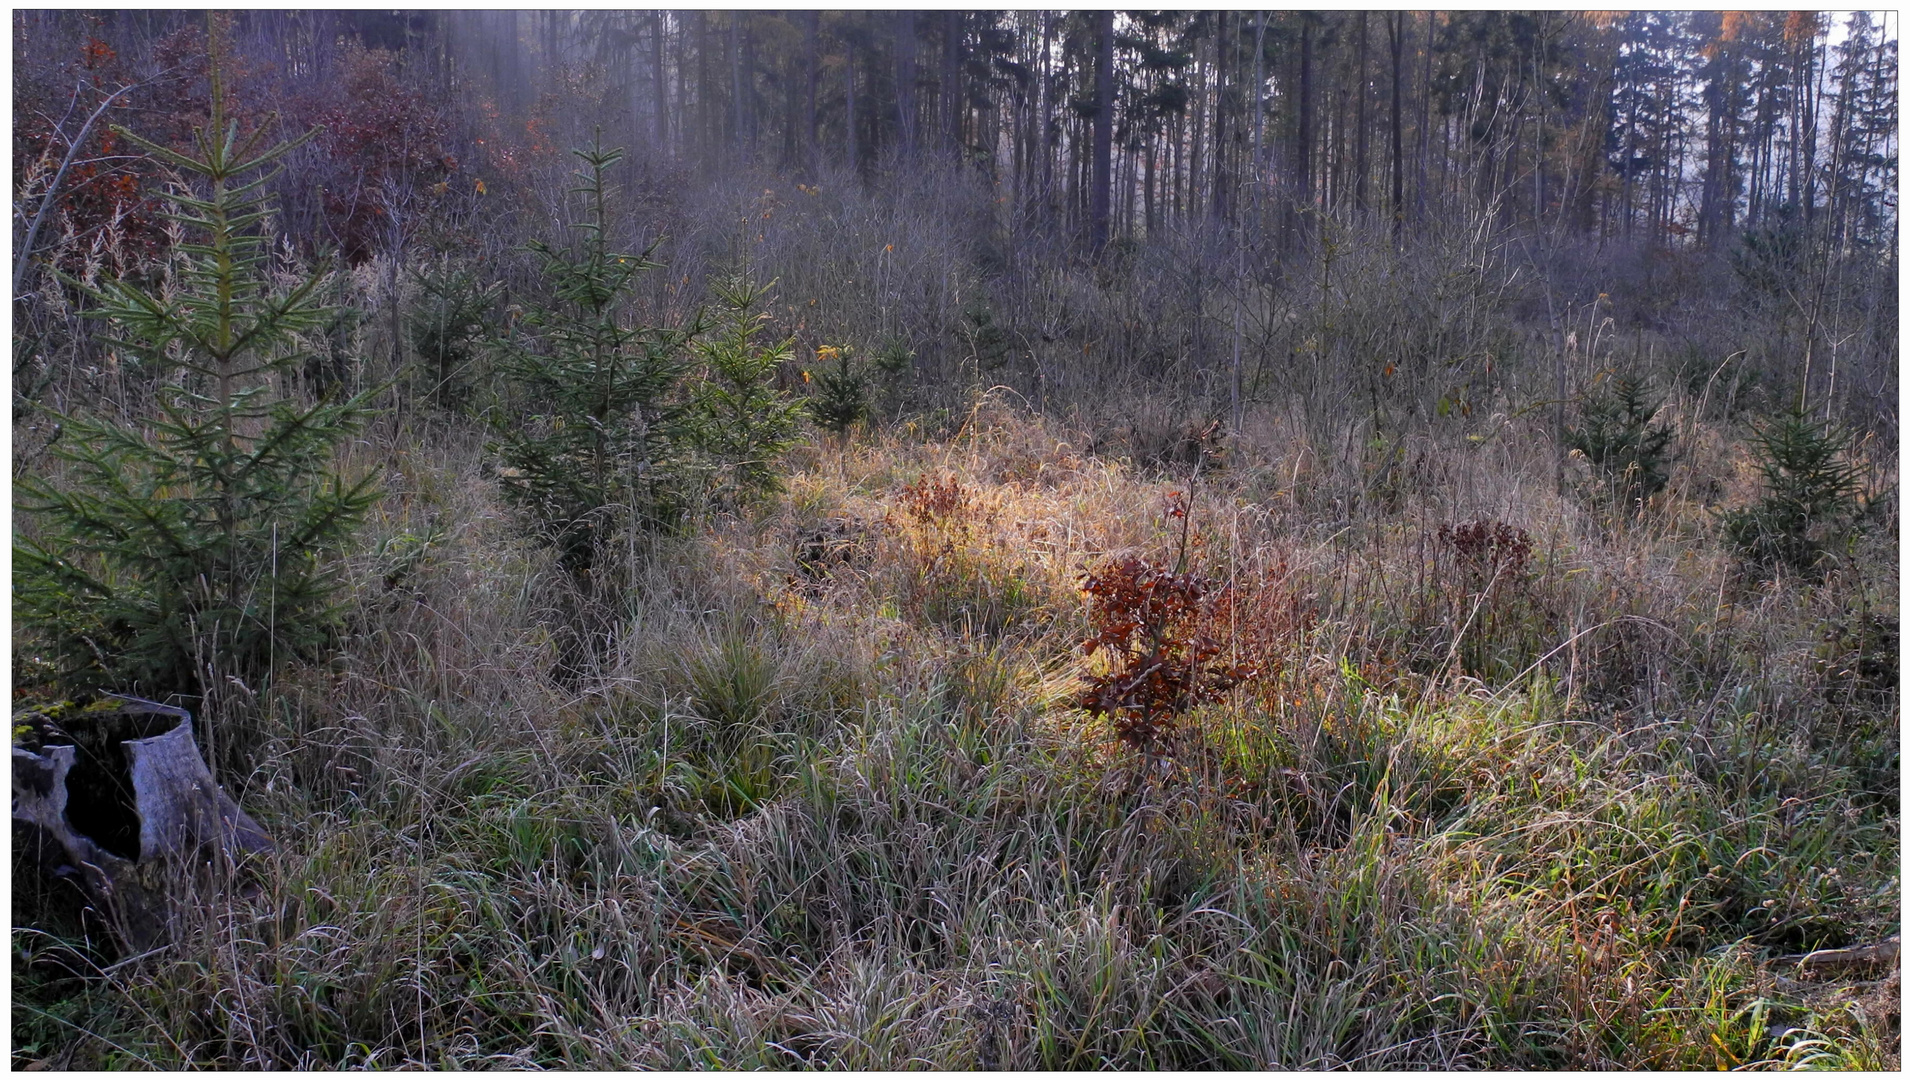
1437, 517, 1533, 581
298, 45, 455, 263
13, 31, 175, 279
1419, 516, 1551, 682
1078, 556, 1257, 756
899, 472, 967, 527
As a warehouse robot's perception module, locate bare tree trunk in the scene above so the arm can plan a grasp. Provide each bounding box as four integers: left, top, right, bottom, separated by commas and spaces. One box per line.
1355, 12, 1370, 216
802, 11, 818, 175
846, 36, 858, 177
942, 12, 961, 161
652, 13, 671, 158
1389, 12, 1404, 235
1211, 11, 1229, 221
1253, 12, 1266, 203
729, 14, 746, 155
691, 11, 710, 168
1296, 15, 1315, 230
676, 12, 694, 168
1144, 132, 1157, 234
1418, 13, 1434, 220
1037, 11, 1054, 224
894, 12, 917, 158
1090, 10, 1113, 252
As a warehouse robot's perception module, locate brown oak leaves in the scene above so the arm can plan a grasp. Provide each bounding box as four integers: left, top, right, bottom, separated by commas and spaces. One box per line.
1078, 555, 1257, 756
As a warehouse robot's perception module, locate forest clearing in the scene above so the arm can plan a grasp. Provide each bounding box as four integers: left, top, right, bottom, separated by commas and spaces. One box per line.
11, 10, 1899, 1068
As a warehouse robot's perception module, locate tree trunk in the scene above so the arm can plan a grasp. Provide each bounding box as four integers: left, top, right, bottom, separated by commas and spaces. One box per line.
846, 36, 859, 176
942, 12, 961, 161
692, 11, 711, 167
729, 14, 746, 154
1253, 12, 1266, 211
1419, 13, 1434, 219
1211, 11, 1229, 221
802, 11, 818, 174
1037, 11, 1054, 223
652, 12, 670, 158
1355, 12, 1370, 216
1090, 10, 1114, 252
1296, 16, 1315, 219
1389, 12, 1404, 233
894, 12, 917, 157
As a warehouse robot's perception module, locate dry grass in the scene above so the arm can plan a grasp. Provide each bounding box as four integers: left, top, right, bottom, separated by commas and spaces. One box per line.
14, 391, 1897, 1069
13, 100, 1896, 1069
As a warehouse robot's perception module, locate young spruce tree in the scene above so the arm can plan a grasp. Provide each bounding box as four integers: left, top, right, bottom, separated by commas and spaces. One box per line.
494, 139, 803, 580
687, 273, 805, 501
1722, 409, 1866, 570
489, 139, 698, 583
14, 48, 377, 703
808, 344, 870, 438
1564, 374, 1675, 512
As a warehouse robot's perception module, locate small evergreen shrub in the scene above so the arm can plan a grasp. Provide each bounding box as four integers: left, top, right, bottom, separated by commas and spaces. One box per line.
871, 339, 914, 380
489, 139, 699, 578
409, 258, 499, 412
961, 302, 1012, 375
1816, 611, 1898, 719
686, 274, 805, 502
491, 137, 802, 596
1722, 410, 1865, 570
1565, 375, 1674, 511
1730, 209, 1807, 310
807, 344, 869, 436
868, 338, 915, 421
14, 58, 376, 702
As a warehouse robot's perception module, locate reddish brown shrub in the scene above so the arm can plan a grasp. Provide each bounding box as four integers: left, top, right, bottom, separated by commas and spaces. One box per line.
1078, 553, 1257, 756
14, 31, 174, 280
299, 45, 455, 263
899, 472, 968, 527
1437, 517, 1533, 581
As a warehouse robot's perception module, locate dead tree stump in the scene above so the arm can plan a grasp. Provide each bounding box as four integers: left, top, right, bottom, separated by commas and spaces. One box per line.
12, 695, 273, 951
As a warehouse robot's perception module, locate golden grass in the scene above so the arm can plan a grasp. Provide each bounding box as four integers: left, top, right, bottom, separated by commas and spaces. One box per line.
13, 398, 1899, 1069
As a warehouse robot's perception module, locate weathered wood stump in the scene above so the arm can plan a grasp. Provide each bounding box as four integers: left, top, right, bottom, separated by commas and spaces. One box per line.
12, 695, 273, 951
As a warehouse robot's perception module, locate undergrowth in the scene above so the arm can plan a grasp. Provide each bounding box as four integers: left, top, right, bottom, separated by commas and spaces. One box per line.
12, 398, 1897, 1069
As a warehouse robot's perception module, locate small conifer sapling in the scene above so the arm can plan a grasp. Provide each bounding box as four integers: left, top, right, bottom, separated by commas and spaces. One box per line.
809, 344, 869, 437
687, 272, 805, 502
490, 137, 698, 580
15, 40, 376, 705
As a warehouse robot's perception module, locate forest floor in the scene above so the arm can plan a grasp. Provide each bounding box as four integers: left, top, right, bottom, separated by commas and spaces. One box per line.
13, 396, 1900, 1069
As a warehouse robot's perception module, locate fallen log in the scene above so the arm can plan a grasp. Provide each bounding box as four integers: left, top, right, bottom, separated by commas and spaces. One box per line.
1772, 937, 1901, 977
